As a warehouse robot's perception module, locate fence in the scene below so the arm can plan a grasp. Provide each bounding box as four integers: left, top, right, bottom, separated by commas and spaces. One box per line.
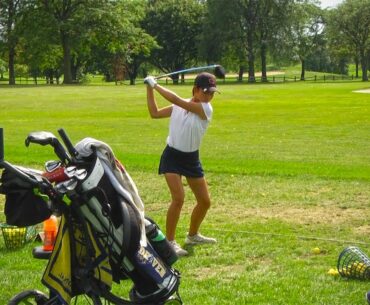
0, 76, 59, 85
157, 73, 362, 85
0, 73, 364, 86
269, 74, 357, 83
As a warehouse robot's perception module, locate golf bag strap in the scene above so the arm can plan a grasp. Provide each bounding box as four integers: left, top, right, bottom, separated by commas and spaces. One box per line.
118, 196, 131, 260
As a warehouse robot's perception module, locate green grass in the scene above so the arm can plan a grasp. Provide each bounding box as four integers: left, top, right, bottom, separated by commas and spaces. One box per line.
0, 81, 370, 304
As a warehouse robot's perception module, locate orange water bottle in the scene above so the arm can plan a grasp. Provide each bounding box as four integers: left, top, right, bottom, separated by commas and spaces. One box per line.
43, 215, 58, 251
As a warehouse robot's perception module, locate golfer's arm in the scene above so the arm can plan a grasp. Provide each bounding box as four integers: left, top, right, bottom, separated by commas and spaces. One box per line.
146, 86, 172, 118
154, 84, 206, 119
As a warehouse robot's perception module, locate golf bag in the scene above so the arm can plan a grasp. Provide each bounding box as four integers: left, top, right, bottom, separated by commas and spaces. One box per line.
75, 150, 179, 302
0, 131, 180, 305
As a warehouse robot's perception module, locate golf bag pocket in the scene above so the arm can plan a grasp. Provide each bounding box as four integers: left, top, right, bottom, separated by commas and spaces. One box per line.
145, 217, 178, 266
0, 169, 52, 226
134, 242, 178, 285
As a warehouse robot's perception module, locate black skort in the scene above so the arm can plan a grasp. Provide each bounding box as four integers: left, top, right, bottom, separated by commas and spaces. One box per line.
158, 145, 204, 178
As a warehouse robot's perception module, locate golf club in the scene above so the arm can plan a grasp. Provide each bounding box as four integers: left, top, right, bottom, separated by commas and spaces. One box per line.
45, 160, 62, 173
58, 128, 79, 158
25, 131, 71, 164
154, 64, 225, 80
56, 178, 78, 193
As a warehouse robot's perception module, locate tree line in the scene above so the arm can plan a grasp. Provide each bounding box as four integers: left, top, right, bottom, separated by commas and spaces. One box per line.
0, 0, 369, 85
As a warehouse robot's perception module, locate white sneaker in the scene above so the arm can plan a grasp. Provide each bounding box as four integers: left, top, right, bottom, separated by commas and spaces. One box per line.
185, 233, 217, 245
169, 240, 188, 257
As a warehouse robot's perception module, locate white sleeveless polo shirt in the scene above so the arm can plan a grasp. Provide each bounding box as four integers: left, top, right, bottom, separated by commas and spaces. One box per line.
166, 101, 213, 153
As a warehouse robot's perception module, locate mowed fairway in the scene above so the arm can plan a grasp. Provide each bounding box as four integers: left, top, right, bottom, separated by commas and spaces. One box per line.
0, 81, 369, 304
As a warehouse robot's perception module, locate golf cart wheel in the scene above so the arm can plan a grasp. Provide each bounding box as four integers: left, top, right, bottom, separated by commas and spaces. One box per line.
8, 290, 49, 305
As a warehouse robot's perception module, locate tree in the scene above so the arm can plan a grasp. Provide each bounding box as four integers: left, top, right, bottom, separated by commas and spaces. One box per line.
143, 0, 204, 84
287, 1, 323, 80
85, 0, 157, 85
200, 0, 254, 82
0, 0, 26, 85
323, 8, 353, 75
202, 0, 296, 82
40, 0, 117, 84
328, 0, 370, 81
40, 0, 84, 84
257, 0, 295, 82
17, 3, 63, 84
123, 30, 158, 85
116, 0, 158, 85
244, 0, 259, 82
0, 58, 7, 79
198, 0, 224, 65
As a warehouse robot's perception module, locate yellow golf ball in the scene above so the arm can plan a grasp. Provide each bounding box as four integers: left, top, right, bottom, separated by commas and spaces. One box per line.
328, 268, 339, 276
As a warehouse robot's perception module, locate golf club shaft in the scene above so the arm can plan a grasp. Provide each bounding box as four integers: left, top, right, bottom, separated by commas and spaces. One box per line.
154, 64, 219, 80
58, 128, 78, 158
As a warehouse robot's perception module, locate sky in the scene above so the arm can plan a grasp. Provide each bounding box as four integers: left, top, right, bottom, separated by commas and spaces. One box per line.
319, 0, 344, 8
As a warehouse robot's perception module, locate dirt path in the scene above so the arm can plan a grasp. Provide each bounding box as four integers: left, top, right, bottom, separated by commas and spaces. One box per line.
353, 89, 370, 93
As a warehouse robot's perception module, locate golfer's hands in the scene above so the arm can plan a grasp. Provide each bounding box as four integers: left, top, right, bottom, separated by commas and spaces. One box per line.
144, 76, 157, 88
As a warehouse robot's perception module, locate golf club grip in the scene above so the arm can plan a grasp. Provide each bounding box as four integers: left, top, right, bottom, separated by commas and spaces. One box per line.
58, 128, 78, 157
0, 128, 4, 162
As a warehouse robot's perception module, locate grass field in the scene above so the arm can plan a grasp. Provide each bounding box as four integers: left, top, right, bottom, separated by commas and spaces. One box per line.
0, 81, 369, 304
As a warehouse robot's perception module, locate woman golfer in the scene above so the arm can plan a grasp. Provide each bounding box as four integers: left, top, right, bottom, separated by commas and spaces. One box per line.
144, 72, 218, 256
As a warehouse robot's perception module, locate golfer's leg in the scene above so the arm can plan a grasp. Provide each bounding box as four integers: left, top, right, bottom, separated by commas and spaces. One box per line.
164, 173, 185, 241
186, 176, 211, 236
